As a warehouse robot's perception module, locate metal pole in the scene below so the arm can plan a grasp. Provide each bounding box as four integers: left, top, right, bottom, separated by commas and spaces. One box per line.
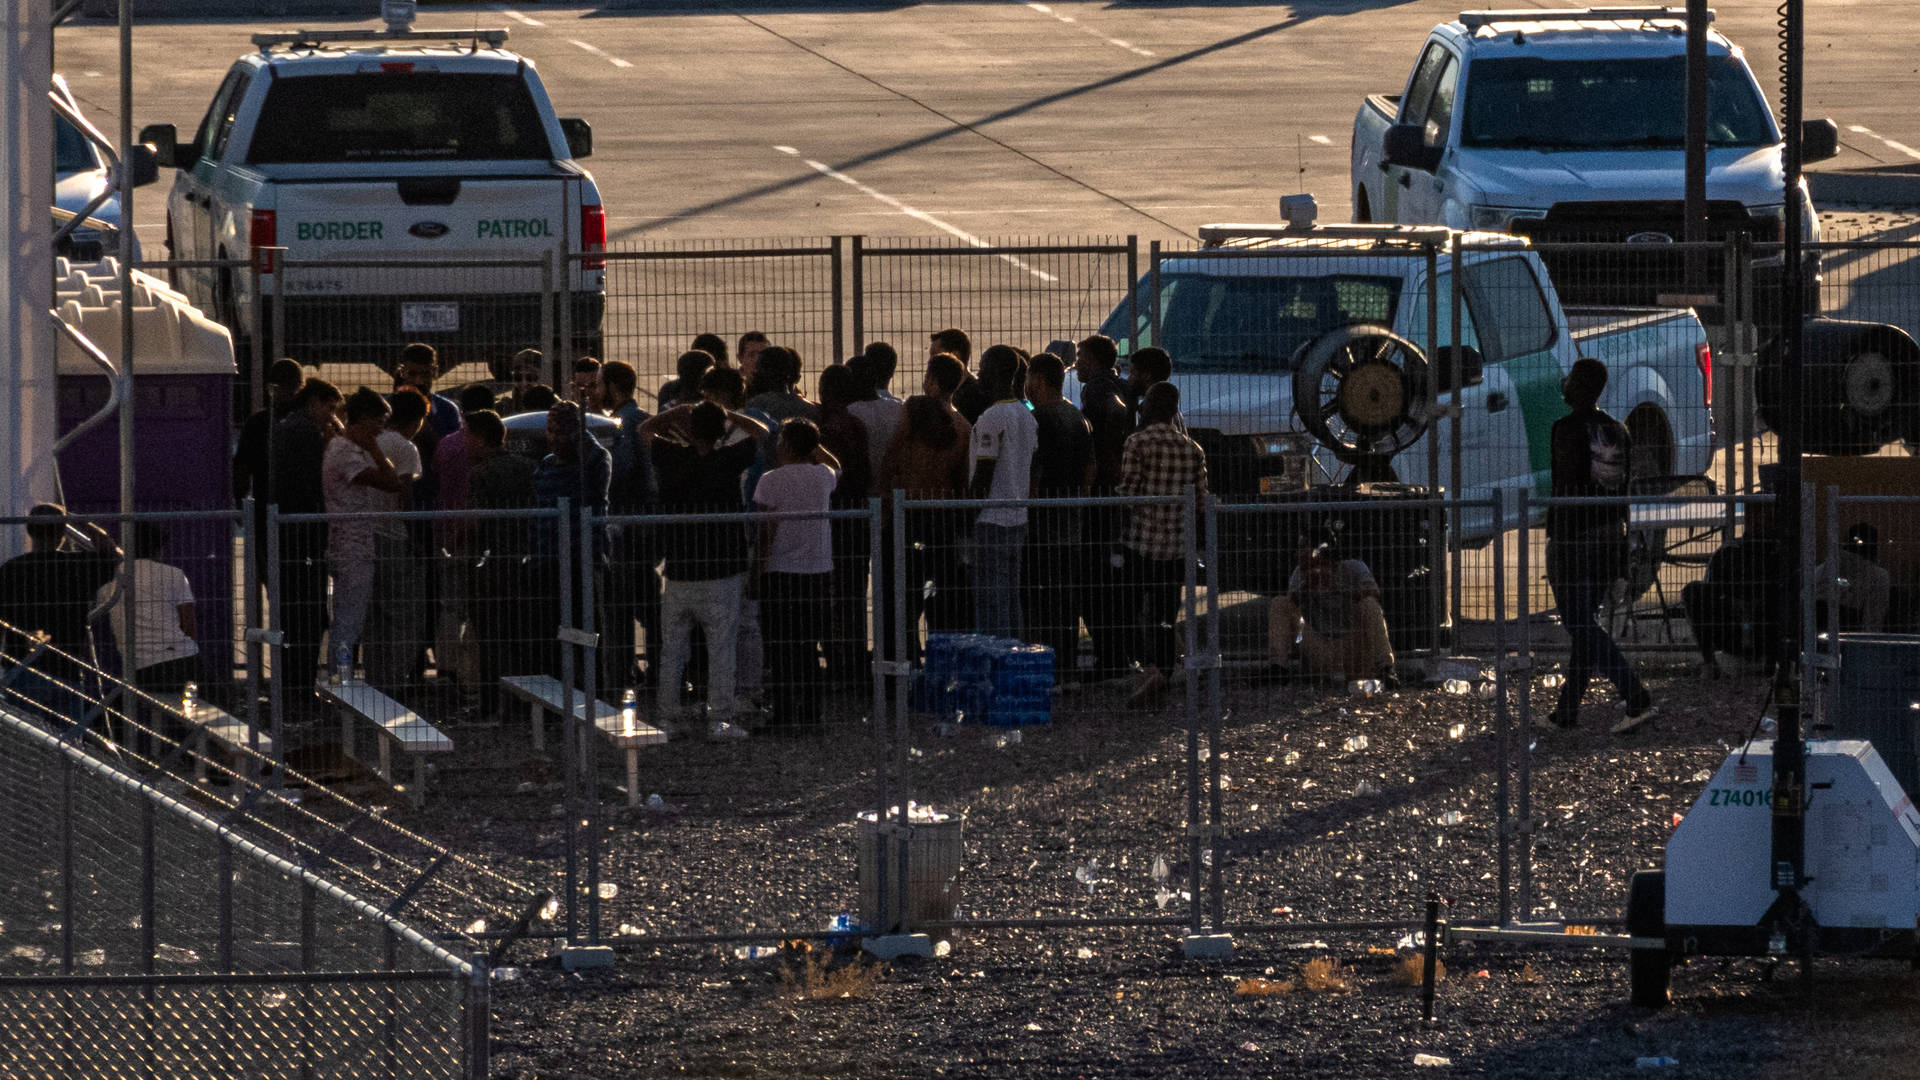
1181, 491, 1203, 934
1684, 0, 1710, 271
265, 504, 286, 789
117, 0, 134, 534
556, 501, 578, 944
579, 504, 601, 945
1445, 243, 1462, 650
1515, 488, 1534, 918
850, 236, 865, 352
885, 494, 910, 933
1420, 893, 1443, 1024
1125, 236, 1139, 345
243, 499, 262, 755
540, 251, 556, 378
831, 236, 846, 363
1149, 242, 1163, 346
60, 755, 74, 974
1204, 497, 1224, 930
1492, 494, 1511, 926
467, 953, 491, 1080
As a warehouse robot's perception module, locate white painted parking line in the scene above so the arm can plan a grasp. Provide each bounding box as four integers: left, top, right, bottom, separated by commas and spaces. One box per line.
1024, 1, 1154, 58
569, 39, 633, 68
1847, 124, 1920, 161
491, 6, 543, 27
1308, 134, 1333, 145
775, 146, 1057, 281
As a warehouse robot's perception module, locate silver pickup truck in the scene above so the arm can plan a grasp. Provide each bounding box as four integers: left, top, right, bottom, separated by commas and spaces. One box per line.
1087, 214, 1714, 542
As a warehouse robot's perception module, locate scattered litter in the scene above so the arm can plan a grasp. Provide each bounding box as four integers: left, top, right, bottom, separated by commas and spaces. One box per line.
1442, 679, 1471, 696
1354, 780, 1382, 797
491, 967, 520, 982
1076, 947, 1094, 959
989, 729, 1023, 750
465, 920, 487, 935
934, 940, 952, 958
733, 945, 779, 960
1541, 674, 1566, 689
1413, 1053, 1452, 1066
596, 883, 618, 900
1025, 1022, 1043, 1032
539, 898, 561, 921
1300, 779, 1317, 791
1151, 855, 1170, 884
1240, 1041, 1261, 1052
616, 923, 643, 936
1283, 750, 1301, 766
1473, 969, 1490, 979
1437, 811, 1465, 826
708, 720, 748, 740
514, 780, 537, 794
1475, 681, 1498, 700
1282, 939, 1331, 950
1691, 769, 1712, 782
1343, 735, 1369, 752
1448, 723, 1467, 740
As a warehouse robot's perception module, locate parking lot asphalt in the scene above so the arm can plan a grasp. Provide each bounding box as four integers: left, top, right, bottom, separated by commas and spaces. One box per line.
50, 1, 1920, 246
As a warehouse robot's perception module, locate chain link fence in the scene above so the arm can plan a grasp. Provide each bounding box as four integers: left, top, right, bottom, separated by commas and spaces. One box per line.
0, 702, 485, 1079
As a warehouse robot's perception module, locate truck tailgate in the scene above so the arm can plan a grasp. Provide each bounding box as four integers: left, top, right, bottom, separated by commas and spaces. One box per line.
274, 177, 569, 294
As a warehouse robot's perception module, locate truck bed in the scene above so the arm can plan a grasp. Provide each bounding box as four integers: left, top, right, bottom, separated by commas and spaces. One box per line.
1565, 305, 1699, 339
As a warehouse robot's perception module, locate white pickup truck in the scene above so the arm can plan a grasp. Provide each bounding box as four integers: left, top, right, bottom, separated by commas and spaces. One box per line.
1350, 8, 1835, 321
1087, 212, 1714, 546
138, 11, 604, 390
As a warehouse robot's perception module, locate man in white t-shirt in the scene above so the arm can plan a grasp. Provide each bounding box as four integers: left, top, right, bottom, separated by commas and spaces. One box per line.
753, 418, 841, 730
367, 387, 428, 688
322, 388, 408, 680
98, 522, 201, 696
967, 345, 1038, 638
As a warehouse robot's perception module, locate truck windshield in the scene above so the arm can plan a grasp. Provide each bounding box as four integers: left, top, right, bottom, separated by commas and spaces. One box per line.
55, 114, 96, 174
1101, 272, 1402, 374
248, 73, 551, 164
1460, 56, 1775, 149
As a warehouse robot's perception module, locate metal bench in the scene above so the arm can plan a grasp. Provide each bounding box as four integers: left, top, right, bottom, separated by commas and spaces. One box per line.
314, 679, 452, 809
177, 701, 274, 782
500, 674, 666, 807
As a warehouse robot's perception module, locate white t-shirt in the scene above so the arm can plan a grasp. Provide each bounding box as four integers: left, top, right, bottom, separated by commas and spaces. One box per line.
970, 400, 1038, 527
323, 438, 383, 560
98, 559, 198, 671
374, 429, 424, 541
848, 397, 905, 479
754, 462, 838, 575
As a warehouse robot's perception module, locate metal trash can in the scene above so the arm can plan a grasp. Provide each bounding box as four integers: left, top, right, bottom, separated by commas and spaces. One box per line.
1828, 634, 1920, 797
857, 806, 964, 933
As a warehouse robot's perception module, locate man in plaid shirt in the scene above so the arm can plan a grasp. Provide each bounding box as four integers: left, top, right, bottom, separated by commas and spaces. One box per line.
1119, 382, 1208, 706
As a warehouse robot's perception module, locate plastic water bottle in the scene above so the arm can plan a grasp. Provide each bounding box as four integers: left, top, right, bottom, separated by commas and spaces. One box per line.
620, 688, 638, 734
181, 681, 198, 717
332, 643, 352, 685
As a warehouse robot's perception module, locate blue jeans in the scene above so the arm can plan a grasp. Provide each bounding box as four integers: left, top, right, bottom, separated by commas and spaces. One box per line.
1547, 538, 1646, 720
972, 522, 1027, 639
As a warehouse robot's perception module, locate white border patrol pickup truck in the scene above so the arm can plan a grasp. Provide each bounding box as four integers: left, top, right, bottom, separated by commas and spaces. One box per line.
1349, 8, 1835, 325
138, 18, 603, 390
1083, 217, 1713, 549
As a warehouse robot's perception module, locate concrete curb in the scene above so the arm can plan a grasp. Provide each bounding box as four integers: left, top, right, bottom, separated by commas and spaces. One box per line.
81, 0, 372, 16
1808, 167, 1920, 209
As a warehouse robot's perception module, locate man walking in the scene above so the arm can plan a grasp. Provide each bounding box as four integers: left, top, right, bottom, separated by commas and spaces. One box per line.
1545, 357, 1654, 733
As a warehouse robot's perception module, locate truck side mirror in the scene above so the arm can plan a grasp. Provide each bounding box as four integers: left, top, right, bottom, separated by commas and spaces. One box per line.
126, 143, 159, 188
137, 123, 179, 168
1802, 118, 1839, 163
1383, 123, 1442, 172
560, 117, 592, 159
1435, 344, 1484, 390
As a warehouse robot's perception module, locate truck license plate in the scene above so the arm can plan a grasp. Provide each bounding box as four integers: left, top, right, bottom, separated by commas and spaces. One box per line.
401, 302, 459, 333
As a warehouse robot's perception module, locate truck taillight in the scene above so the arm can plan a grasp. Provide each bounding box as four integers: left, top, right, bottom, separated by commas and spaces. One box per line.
249, 209, 277, 272
581, 204, 606, 271
1696, 341, 1713, 406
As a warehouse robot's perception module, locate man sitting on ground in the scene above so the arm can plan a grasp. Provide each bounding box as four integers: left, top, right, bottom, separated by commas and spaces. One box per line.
1267, 536, 1396, 686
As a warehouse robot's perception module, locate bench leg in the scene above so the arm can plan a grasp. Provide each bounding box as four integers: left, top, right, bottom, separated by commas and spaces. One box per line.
378, 735, 392, 783
193, 731, 209, 783
412, 755, 428, 810
530, 701, 544, 751
625, 748, 639, 809
341, 707, 355, 761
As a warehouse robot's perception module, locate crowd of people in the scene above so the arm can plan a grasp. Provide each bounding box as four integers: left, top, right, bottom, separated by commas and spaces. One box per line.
224, 328, 1249, 732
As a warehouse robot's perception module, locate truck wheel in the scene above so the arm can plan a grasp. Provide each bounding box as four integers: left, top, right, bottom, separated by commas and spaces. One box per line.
1627, 870, 1672, 1009
1625, 406, 1674, 483
1354, 188, 1373, 223
1757, 318, 1920, 455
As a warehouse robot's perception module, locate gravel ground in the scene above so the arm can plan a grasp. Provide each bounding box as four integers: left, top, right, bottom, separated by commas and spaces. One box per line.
384, 645, 1920, 1079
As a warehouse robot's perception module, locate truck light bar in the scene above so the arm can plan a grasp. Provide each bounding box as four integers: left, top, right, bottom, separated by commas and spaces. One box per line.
1457, 8, 1711, 28
251, 27, 511, 52
1197, 223, 1458, 249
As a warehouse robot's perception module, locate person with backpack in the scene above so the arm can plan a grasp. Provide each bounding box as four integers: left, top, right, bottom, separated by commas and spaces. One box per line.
1545, 357, 1654, 734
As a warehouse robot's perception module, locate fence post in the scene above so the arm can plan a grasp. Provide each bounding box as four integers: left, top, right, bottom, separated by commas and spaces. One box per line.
1491, 493, 1511, 927
1181, 491, 1203, 936
1800, 483, 1816, 675
249, 255, 266, 414
299, 879, 316, 1080
1148, 241, 1163, 345
467, 953, 491, 1080
1515, 488, 1533, 919
1125, 236, 1139, 340
61, 753, 75, 974
265, 503, 286, 790
556, 501, 579, 945
831, 236, 846, 362
540, 250, 557, 382
579, 504, 602, 946
270, 254, 286, 370
1446, 242, 1465, 655
850, 235, 866, 352
1203, 495, 1224, 930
